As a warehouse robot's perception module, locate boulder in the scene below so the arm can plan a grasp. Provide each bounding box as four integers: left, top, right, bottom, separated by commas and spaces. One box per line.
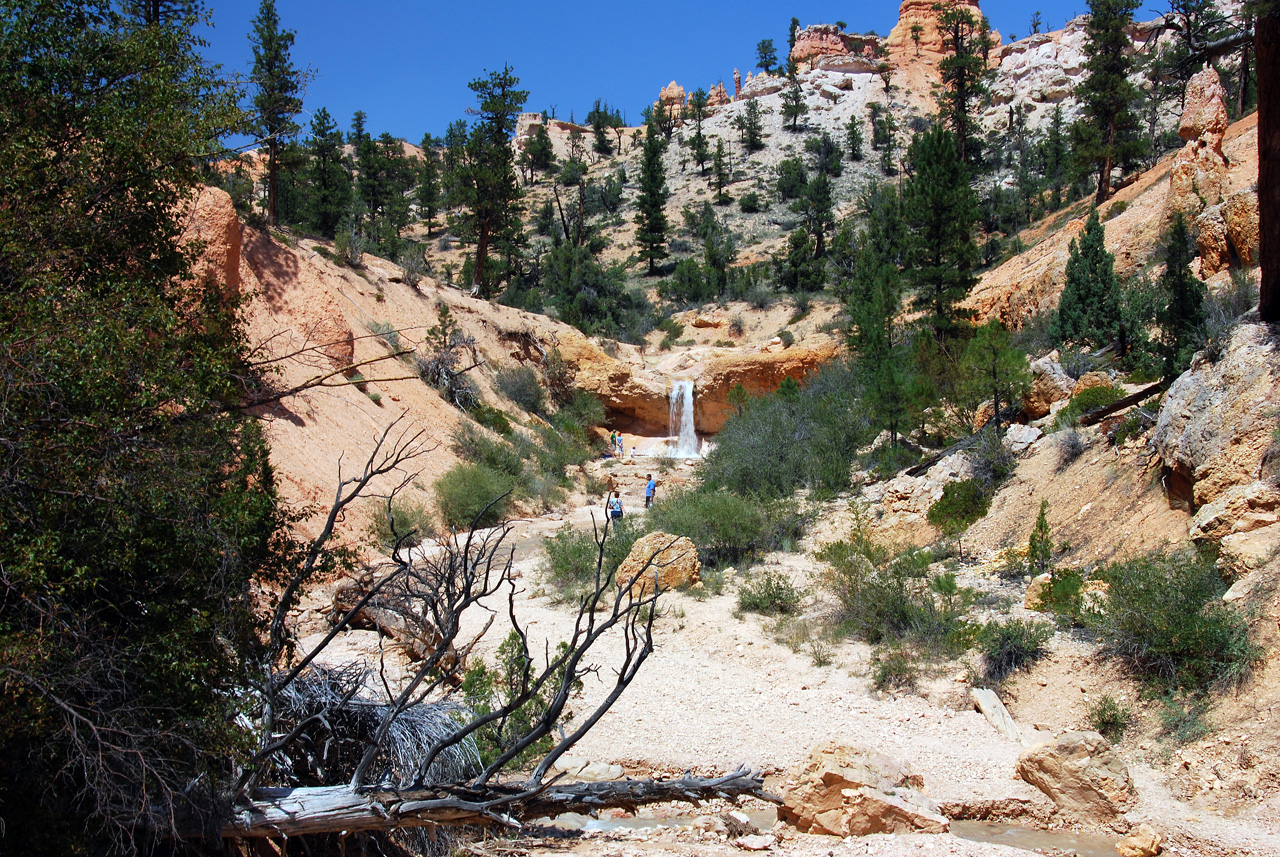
616, 531, 700, 596
1196, 205, 1231, 277
1188, 480, 1280, 542
778, 741, 948, 837
1024, 572, 1052, 610
1178, 67, 1230, 144
971, 687, 1024, 743
550, 755, 624, 782
1222, 190, 1260, 267
1024, 358, 1076, 419
1072, 371, 1114, 397
740, 74, 785, 99
1004, 424, 1043, 454
1015, 731, 1135, 823
1153, 323, 1280, 512
1220, 523, 1280, 576
1115, 822, 1163, 857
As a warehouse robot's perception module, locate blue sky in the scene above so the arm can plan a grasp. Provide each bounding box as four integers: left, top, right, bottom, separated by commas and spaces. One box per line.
197, 1, 1163, 144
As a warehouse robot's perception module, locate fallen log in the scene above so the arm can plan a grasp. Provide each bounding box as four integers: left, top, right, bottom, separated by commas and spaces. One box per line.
1077, 380, 1167, 427
215, 770, 778, 839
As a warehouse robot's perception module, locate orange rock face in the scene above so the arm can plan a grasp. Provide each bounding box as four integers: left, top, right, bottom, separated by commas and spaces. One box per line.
790, 24, 852, 65
180, 186, 241, 300
707, 82, 730, 107
1168, 67, 1229, 220
694, 338, 842, 432
886, 0, 987, 59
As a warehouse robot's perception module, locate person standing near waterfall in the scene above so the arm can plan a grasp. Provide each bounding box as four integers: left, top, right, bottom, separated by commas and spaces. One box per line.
645, 474, 656, 508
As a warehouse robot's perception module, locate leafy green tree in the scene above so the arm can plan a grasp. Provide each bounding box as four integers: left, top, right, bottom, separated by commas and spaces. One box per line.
756, 38, 778, 74
304, 107, 350, 238
847, 114, 865, 161
902, 126, 980, 342
126, 0, 198, 24
781, 79, 808, 130
250, 0, 302, 227
1054, 210, 1121, 349
936, 0, 994, 165
1157, 213, 1207, 376
450, 66, 529, 295
1074, 0, 1144, 204
687, 88, 711, 173
635, 122, 670, 274
0, 3, 303, 849
960, 320, 1032, 432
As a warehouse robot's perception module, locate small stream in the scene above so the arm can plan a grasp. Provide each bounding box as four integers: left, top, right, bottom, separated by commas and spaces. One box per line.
539, 810, 1120, 856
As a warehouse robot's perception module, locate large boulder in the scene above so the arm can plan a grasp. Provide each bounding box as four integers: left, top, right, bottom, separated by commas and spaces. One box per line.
778, 741, 948, 837
1023, 357, 1075, 419
1153, 323, 1280, 513
616, 531, 700, 596
1015, 731, 1135, 823
1196, 205, 1231, 277
1222, 190, 1260, 267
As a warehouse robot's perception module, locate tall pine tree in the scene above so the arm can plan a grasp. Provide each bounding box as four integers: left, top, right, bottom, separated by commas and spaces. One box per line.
1157, 213, 1207, 376
249, 0, 301, 227
1054, 210, 1121, 349
936, 0, 993, 165
902, 126, 979, 343
305, 107, 349, 239
1074, 0, 1143, 204
635, 121, 670, 274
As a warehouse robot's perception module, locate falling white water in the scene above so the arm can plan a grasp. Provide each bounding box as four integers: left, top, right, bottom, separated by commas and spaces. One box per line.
667, 379, 700, 458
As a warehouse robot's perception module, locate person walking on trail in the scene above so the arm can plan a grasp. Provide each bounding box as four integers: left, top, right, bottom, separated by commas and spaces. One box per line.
607, 491, 624, 521
645, 474, 656, 508
608, 431, 619, 457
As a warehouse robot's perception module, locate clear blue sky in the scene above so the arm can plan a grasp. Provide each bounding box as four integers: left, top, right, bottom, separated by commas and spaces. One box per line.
197, 1, 1164, 145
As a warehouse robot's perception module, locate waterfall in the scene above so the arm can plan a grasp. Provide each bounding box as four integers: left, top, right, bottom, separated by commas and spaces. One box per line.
667, 379, 700, 458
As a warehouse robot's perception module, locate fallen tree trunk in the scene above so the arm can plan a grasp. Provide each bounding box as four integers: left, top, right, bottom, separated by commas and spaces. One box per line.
212, 770, 778, 840
1077, 381, 1167, 427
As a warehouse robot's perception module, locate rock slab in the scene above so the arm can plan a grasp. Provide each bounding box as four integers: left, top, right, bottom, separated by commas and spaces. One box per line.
616, 531, 700, 596
1015, 731, 1135, 823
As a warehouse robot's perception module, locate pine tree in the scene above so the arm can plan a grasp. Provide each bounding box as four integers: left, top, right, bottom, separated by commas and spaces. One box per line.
936, 0, 994, 165
781, 80, 808, 130
1054, 210, 1121, 350
846, 114, 864, 161
847, 242, 918, 445
526, 123, 556, 172
305, 107, 349, 238
249, 0, 302, 227
634, 121, 670, 274
712, 138, 731, 204
1042, 104, 1068, 209
451, 66, 529, 295
791, 172, 834, 256
960, 319, 1031, 432
756, 38, 778, 74
687, 88, 711, 173
1074, 0, 1144, 204
416, 145, 441, 236
1157, 213, 1207, 376
735, 99, 766, 153
902, 126, 979, 343
1027, 499, 1053, 577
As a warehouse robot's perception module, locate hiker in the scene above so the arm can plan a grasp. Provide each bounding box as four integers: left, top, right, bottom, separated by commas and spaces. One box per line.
607, 491, 624, 521
645, 473, 656, 508
608, 430, 619, 457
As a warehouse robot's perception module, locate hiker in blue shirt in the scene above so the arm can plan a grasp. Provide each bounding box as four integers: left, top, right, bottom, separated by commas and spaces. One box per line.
645, 474, 656, 508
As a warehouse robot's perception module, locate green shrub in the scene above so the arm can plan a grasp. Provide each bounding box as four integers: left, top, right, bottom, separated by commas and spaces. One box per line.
981, 619, 1052, 683
1087, 549, 1260, 692
647, 488, 806, 569
1053, 383, 1124, 429
1055, 428, 1086, 471
863, 442, 921, 480
1086, 694, 1134, 742
542, 518, 640, 602
818, 532, 971, 656
368, 319, 402, 354
472, 404, 512, 436
700, 361, 872, 499
872, 648, 919, 692
368, 496, 436, 551
434, 463, 516, 531
495, 365, 545, 414
1158, 693, 1211, 743
738, 569, 804, 615
777, 328, 795, 347
738, 192, 764, 213
926, 479, 990, 535
452, 423, 526, 481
